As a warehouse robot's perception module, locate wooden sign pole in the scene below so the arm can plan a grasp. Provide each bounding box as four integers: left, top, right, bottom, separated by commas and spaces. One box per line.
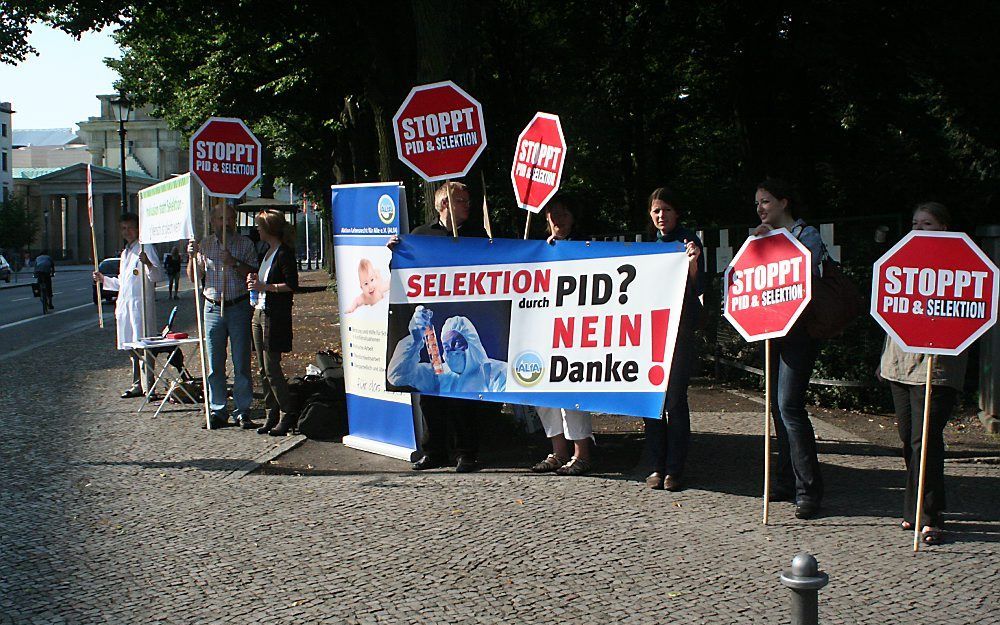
444, 183, 458, 238
912, 355, 935, 552
763, 338, 773, 525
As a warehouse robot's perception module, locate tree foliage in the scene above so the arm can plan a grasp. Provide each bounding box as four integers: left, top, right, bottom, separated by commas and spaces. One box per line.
3, 1, 999, 233
0, 195, 39, 252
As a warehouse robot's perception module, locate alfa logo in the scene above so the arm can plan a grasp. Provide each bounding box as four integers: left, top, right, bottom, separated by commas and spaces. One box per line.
377, 194, 396, 225
512, 351, 544, 386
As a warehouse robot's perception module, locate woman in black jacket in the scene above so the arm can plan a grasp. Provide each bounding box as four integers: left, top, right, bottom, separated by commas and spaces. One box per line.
247, 209, 300, 435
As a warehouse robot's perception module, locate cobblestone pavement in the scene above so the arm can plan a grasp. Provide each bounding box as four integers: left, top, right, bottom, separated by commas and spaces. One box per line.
1, 318, 998, 624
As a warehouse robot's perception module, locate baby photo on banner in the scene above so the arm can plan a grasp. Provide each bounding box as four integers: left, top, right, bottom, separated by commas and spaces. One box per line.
385, 236, 690, 418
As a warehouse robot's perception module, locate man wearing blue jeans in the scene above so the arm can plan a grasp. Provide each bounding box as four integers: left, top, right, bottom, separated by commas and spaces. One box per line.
188, 204, 259, 429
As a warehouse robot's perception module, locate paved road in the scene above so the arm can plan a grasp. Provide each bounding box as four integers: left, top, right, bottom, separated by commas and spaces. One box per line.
0, 313, 997, 624
0, 270, 190, 362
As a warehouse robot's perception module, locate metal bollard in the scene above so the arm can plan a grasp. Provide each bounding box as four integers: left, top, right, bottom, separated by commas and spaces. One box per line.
780, 553, 829, 625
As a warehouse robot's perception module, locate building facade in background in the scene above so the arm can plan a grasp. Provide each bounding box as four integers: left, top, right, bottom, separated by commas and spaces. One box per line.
10, 95, 187, 262
12, 128, 90, 169
77, 94, 187, 180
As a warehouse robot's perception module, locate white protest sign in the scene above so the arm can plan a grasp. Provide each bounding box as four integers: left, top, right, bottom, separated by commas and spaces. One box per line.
138, 174, 195, 243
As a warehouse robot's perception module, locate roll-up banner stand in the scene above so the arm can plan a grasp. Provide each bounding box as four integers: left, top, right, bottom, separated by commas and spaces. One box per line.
331, 182, 419, 460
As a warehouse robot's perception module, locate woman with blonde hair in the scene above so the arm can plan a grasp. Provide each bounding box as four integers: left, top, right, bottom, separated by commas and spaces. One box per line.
247, 210, 300, 435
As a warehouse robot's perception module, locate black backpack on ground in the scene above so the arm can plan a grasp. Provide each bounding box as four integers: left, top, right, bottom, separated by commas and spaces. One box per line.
287, 375, 348, 440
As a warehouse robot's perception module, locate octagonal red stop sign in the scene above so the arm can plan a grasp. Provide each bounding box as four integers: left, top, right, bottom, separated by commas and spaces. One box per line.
871, 231, 998, 355
724, 229, 813, 341
189, 117, 262, 198
392, 80, 487, 182
511, 112, 567, 213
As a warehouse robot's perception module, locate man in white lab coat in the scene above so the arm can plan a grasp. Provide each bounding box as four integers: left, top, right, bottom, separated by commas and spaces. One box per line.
93, 212, 164, 397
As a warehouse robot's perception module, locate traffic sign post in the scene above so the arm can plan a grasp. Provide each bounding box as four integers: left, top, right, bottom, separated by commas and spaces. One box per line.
189, 117, 263, 199
871, 230, 998, 550
510, 112, 567, 239
392, 81, 487, 238
723, 228, 813, 524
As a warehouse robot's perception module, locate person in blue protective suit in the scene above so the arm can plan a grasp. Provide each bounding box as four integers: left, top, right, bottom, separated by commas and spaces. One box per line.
388, 304, 507, 472
388, 307, 507, 395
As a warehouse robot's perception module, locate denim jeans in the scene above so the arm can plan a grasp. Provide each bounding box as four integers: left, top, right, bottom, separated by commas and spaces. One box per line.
203, 298, 254, 419
643, 326, 695, 476
768, 327, 823, 505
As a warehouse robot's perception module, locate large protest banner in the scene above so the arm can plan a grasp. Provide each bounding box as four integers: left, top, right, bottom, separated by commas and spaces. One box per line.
332, 182, 418, 459
138, 173, 195, 244
385, 237, 689, 418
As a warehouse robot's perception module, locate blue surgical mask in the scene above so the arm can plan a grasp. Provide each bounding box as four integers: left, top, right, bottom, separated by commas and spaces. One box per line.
445, 350, 466, 374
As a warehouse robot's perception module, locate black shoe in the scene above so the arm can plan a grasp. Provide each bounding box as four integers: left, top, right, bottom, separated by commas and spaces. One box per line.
236, 416, 258, 430
795, 501, 820, 520
257, 415, 279, 435
120, 386, 144, 399
268, 414, 298, 436
411, 455, 446, 471
455, 456, 480, 473
768, 490, 795, 503
201, 418, 229, 430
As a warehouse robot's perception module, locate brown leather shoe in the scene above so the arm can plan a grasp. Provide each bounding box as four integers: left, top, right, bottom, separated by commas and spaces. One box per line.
663, 475, 684, 492
645, 473, 664, 490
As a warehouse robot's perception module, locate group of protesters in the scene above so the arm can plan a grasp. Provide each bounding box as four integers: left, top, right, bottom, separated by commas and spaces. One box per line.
396, 178, 963, 546
92, 176, 965, 546
94, 206, 302, 436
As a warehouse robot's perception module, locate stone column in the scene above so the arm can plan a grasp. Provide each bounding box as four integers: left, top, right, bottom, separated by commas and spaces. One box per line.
92, 193, 105, 260
66, 194, 79, 261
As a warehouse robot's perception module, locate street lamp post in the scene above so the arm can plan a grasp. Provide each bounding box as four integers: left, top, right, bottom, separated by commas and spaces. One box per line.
110, 92, 132, 213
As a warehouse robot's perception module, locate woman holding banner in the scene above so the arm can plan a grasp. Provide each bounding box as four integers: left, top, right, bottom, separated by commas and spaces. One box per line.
877, 202, 966, 545
529, 195, 595, 476
247, 210, 300, 436
752, 178, 826, 519
642, 187, 703, 492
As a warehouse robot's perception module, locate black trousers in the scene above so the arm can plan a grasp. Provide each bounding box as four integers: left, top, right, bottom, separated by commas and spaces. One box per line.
643, 327, 695, 476
419, 395, 481, 460
890, 381, 955, 527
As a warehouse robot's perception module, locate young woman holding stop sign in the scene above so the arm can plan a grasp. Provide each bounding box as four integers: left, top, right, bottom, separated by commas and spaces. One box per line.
877, 202, 967, 546
752, 178, 827, 520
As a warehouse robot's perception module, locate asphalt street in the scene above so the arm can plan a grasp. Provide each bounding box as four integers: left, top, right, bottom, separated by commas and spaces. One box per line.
0, 268, 187, 361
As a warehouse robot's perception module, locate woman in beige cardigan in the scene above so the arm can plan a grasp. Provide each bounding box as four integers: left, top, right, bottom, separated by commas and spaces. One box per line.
878, 202, 967, 545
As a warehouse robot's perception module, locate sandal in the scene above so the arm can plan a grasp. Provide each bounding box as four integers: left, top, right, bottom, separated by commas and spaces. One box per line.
555, 456, 592, 476
530, 454, 568, 473
920, 527, 945, 545
900, 521, 913, 531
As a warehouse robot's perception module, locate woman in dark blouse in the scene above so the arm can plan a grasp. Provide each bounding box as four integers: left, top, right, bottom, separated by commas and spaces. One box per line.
247, 209, 300, 436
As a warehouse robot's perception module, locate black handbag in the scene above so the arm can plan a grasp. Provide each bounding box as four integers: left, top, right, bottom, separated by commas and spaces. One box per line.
794, 225, 864, 338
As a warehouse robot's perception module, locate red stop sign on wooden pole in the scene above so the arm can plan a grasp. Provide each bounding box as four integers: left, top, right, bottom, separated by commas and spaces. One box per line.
392, 81, 487, 182
511, 112, 567, 213
189, 117, 262, 198
871, 231, 998, 355
723, 229, 813, 342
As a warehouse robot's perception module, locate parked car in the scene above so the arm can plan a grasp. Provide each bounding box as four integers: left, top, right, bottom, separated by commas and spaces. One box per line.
93, 257, 120, 304
0, 255, 11, 283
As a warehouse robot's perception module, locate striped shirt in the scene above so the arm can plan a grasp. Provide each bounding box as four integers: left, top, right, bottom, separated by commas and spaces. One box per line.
198, 232, 258, 302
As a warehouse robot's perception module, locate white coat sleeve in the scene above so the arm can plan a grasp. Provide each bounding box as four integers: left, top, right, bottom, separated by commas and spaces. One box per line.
103, 275, 121, 291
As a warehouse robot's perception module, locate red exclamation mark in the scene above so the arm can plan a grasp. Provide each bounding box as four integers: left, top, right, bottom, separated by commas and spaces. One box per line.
648, 308, 670, 385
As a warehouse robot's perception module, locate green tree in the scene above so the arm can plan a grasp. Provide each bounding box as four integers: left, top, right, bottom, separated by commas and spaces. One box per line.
0, 195, 39, 252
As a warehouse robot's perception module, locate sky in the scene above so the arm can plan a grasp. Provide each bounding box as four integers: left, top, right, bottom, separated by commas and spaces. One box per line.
0, 24, 121, 130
